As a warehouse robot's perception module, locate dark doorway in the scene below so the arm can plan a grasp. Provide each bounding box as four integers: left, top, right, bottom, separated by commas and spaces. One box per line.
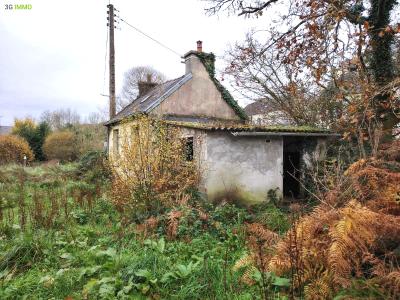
283, 150, 301, 198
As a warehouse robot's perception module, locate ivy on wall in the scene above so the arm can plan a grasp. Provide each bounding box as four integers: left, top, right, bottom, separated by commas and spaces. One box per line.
194, 52, 249, 121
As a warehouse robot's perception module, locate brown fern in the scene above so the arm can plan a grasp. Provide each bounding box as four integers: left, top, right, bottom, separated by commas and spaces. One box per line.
269, 156, 400, 297
166, 210, 183, 240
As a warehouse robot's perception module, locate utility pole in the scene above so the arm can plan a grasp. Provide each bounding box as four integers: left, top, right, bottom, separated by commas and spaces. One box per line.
107, 4, 116, 119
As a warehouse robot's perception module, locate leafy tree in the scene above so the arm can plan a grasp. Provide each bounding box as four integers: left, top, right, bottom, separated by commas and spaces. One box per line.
71, 123, 106, 155
0, 135, 34, 165
11, 118, 50, 161
30, 122, 51, 161
12, 118, 35, 138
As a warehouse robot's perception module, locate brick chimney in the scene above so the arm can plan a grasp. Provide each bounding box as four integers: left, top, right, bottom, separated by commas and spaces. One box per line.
138, 74, 157, 97
197, 40, 202, 52
183, 41, 215, 77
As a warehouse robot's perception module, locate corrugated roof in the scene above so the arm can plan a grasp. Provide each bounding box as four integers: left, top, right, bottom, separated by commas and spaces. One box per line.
105, 74, 192, 125
164, 120, 335, 135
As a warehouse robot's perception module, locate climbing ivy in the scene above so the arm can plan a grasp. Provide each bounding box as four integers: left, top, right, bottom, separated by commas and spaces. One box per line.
194, 52, 248, 120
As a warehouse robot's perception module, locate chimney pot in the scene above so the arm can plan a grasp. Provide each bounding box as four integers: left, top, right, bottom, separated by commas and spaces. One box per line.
197, 40, 202, 52
138, 78, 157, 98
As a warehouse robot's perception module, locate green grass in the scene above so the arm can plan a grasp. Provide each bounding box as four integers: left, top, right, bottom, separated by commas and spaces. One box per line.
0, 210, 257, 299
0, 164, 291, 299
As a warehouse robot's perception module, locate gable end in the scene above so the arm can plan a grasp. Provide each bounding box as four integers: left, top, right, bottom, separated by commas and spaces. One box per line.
193, 52, 248, 120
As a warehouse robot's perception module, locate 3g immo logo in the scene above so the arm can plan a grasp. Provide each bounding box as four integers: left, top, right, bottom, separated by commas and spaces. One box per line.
5, 4, 32, 10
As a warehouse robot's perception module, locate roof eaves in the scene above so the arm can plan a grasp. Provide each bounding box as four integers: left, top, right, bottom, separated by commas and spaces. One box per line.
231, 131, 340, 137
163, 120, 337, 135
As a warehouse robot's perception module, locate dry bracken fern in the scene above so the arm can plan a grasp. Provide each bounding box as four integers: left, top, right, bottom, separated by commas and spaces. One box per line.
304, 271, 332, 300
267, 156, 400, 297
167, 209, 183, 240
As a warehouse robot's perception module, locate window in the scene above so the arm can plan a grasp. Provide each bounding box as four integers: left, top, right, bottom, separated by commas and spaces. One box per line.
112, 129, 119, 154
183, 137, 194, 161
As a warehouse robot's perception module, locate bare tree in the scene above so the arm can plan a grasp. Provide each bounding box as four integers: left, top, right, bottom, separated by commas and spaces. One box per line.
119, 66, 166, 111
85, 112, 106, 125
40, 109, 81, 130
205, 0, 400, 147
224, 32, 343, 127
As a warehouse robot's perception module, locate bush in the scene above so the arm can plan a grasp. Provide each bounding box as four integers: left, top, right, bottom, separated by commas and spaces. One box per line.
12, 118, 50, 161
111, 117, 200, 219
76, 150, 110, 183
72, 124, 106, 155
0, 135, 34, 165
43, 131, 78, 162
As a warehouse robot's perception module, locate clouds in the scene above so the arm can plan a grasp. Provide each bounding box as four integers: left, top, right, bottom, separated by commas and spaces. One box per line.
0, 0, 268, 125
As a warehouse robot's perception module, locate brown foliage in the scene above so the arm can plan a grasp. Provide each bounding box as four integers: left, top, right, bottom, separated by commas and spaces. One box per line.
43, 131, 78, 162
237, 143, 400, 298
110, 117, 200, 219
135, 216, 160, 239
166, 210, 183, 240
208, 0, 400, 147
233, 223, 279, 287
0, 135, 34, 165
378, 140, 400, 162
267, 155, 400, 298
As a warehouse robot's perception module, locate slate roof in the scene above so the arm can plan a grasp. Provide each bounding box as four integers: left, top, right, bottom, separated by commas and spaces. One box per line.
0, 126, 12, 135
105, 74, 192, 125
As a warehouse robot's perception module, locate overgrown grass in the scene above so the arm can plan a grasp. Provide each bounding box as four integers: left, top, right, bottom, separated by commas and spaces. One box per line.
0, 163, 292, 299
0, 200, 283, 299
2, 161, 390, 298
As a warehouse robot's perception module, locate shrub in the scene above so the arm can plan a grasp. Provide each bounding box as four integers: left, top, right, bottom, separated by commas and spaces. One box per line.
76, 150, 110, 184
12, 118, 50, 161
72, 124, 106, 156
43, 131, 78, 162
0, 135, 34, 165
110, 117, 200, 220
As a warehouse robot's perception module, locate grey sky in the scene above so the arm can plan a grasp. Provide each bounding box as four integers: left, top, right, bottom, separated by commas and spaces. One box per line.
0, 0, 271, 125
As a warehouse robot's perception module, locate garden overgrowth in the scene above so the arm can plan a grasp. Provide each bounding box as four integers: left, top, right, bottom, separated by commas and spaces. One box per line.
0, 162, 291, 299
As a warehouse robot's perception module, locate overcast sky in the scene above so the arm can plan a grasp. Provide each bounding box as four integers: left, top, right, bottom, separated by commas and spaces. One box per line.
0, 0, 272, 126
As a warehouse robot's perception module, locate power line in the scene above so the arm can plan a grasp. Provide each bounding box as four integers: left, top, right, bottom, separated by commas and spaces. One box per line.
118, 16, 182, 57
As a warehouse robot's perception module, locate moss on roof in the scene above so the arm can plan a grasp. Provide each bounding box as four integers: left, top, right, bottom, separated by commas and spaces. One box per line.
164, 120, 333, 134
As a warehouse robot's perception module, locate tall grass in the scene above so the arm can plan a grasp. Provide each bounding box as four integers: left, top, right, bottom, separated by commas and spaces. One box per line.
0, 165, 106, 232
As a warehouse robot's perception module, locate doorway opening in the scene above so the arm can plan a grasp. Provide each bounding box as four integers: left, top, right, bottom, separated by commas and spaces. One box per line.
283, 139, 302, 199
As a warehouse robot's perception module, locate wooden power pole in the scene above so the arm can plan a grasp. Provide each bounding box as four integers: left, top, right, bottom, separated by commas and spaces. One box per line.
107, 4, 116, 119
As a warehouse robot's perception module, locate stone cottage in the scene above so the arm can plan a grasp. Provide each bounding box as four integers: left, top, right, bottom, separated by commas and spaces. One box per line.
105, 42, 335, 203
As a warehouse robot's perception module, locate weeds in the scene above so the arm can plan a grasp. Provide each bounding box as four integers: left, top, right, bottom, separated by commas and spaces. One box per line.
0, 163, 290, 299
2, 141, 397, 299
0, 164, 108, 232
